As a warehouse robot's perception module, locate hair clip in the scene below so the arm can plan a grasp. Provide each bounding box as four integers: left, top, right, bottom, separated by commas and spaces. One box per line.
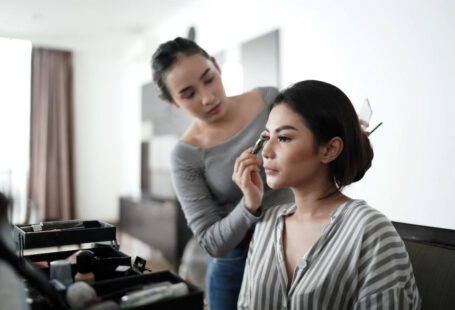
358, 98, 383, 137
366, 122, 383, 137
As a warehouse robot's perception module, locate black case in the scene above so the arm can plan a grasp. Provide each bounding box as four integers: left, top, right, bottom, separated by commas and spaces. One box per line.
13, 220, 132, 280
14, 220, 118, 253
13, 220, 204, 309
93, 270, 204, 310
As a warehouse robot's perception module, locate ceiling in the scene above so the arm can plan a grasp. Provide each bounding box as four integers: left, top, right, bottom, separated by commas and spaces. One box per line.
0, 0, 195, 45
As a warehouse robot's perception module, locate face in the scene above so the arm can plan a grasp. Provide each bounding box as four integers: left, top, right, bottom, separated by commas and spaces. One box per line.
261, 103, 327, 190
164, 53, 227, 122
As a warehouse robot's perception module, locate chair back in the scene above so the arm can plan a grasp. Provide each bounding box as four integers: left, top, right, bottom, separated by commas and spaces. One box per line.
393, 221, 455, 310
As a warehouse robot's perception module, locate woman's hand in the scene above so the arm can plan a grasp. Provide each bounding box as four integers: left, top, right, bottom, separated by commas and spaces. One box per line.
232, 148, 264, 213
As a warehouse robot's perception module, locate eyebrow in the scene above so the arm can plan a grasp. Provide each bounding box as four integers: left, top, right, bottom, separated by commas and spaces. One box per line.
264, 125, 299, 133
178, 68, 211, 94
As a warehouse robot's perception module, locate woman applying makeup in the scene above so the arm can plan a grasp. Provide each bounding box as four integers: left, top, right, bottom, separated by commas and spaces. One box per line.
151, 37, 293, 310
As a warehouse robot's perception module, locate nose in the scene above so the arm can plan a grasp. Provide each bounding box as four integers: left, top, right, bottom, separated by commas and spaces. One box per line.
201, 90, 215, 106
262, 139, 275, 160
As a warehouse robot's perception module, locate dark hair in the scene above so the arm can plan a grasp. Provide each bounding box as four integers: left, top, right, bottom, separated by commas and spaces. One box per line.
272, 80, 374, 190
151, 37, 212, 102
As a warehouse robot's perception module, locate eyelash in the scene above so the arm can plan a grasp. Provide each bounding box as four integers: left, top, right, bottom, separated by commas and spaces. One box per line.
278, 136, 291, 142
260, 134, 291, 143
182, 76, 214, 99
183, 92, 195, 99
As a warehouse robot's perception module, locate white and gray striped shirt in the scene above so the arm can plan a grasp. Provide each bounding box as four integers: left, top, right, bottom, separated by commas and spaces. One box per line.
238, 199, 421, 310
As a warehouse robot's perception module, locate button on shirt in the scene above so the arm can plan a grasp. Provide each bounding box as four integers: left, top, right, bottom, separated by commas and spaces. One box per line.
238, 199, 421, 310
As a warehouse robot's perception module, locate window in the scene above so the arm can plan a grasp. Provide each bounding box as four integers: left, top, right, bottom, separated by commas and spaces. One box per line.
0, 37, 32, 223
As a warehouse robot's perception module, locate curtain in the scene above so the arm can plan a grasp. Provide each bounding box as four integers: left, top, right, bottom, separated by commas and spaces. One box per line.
28, 47, 75, 221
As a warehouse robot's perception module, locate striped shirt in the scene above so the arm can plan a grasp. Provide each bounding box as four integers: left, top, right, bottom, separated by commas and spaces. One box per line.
238, 199, 421, 310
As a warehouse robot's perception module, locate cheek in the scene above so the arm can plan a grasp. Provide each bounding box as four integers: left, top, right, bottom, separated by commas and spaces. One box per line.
282, 146, 316, 166
213, 76, 225, 94
279, 146, 321, 181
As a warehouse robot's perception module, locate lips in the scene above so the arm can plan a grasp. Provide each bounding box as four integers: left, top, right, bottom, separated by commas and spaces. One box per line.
207, 103, 221, 115
264, 166, 279, 175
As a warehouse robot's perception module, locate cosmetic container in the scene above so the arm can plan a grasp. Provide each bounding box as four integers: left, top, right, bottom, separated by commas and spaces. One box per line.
120, 282, 189, 308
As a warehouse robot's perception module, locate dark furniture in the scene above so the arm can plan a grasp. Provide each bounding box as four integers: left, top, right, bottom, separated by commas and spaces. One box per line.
393, 221, 455, 310
92, 270, 204, 310
119, 195, 192, 269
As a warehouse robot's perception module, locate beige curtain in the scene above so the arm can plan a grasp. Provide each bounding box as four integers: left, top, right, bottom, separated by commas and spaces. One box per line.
28, 47, 75, 221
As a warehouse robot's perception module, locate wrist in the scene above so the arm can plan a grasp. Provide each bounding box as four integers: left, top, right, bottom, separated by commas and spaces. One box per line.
244, 203, 262, 216
252, 206, 262, 217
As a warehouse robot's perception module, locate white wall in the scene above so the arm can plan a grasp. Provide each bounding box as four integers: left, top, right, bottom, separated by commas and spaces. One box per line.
10, 0, 454, 227
144, 0, 455, 229
73, 38, 148, 221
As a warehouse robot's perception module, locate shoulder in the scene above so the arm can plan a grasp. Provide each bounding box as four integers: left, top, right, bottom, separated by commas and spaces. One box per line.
345, 200, 390, 225
171, 140, 189, 158
232, 89, 261, 104
171, 141, 203, 169
257, 86, 279, 105
343, 200, 400, 241
233, 86, 279, 107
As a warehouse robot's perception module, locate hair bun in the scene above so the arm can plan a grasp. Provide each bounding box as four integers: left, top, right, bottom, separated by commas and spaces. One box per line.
353, 131, 374, 182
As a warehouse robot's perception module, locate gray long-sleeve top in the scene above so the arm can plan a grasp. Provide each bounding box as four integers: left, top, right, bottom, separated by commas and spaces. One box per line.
170, 87, 294, 257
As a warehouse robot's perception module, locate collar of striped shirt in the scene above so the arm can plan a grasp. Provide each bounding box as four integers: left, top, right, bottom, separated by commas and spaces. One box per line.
276, 198, 360, 221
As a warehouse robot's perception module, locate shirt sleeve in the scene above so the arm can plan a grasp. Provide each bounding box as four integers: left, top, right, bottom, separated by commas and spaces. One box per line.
354, 286, 420, 310
0, 261, 30, 310
237, 230, 256, 309
353, 218, 421, 310
171, 145, 264, 257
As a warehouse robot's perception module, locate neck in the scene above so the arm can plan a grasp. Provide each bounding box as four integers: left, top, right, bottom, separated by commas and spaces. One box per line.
201, 97, 237, 128
290, 177, 347, 220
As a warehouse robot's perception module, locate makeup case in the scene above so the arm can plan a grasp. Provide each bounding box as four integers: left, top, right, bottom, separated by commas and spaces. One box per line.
13, 220, 133, 280
13, 220, 204, 309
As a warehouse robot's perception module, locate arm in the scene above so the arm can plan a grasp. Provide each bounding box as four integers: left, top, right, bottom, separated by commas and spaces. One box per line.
171, 147, 262, 257
353, 219, 421, 309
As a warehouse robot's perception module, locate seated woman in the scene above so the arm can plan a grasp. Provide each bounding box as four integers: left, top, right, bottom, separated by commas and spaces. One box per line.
233, 80, 421, 309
